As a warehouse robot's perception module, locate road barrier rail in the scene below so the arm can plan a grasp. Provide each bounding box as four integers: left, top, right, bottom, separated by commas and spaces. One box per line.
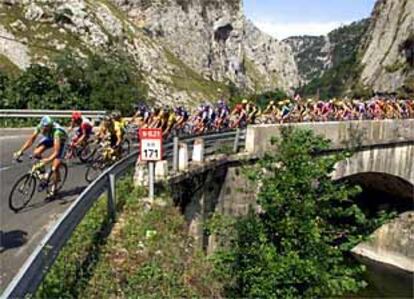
0, 109, 106, 119
2, 129, 246, 299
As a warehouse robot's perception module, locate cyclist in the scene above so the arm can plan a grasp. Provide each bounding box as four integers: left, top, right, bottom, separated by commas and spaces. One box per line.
14, 116, 68, 196
132, 103, 151, 128
175, 106, 189, 131
111, 111, 127, 155
230, 103, 247, 128
163, 106, 177, 137
68, 111, 93, 157
149, 107, 163, 129
215, 100, 230, 130
245, 100, 260, 124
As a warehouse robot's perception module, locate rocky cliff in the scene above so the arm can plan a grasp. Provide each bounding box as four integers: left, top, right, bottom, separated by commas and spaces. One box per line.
360, 0, 414, 94
0, 0, 299, 106
285, 19, 370, 86
286, 0, 413, 96
111, 0, 299, 94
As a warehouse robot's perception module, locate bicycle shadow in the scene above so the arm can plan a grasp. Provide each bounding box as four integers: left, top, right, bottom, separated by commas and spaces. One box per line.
18, 186, 87, 213
0, 230, 28, 253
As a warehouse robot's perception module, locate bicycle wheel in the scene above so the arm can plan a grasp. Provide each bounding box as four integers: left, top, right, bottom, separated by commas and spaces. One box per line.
9, 174, 36, 212
47, 163, 68, 194
85, 157, 105, 183
79, 142, 95, 163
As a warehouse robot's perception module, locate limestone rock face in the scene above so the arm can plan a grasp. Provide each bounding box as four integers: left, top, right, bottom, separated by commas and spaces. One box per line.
111, 0, 300, 93
243, 20, 299, 92
0, 0, 300, 105
0, 25, 31, 69
284, 35, 332, 85
360, 0, 414, 93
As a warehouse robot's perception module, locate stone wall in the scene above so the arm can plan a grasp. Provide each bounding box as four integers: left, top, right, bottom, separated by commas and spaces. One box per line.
245, 119, 414, 156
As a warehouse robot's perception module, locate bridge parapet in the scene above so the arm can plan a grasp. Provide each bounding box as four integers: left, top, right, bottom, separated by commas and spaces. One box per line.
246, 120, 414, 155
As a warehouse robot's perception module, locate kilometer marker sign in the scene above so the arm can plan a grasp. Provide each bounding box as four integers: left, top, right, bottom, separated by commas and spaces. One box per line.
139, 128, 163, 161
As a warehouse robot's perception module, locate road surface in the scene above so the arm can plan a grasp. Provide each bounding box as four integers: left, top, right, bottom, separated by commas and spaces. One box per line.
0, 129, 90, 291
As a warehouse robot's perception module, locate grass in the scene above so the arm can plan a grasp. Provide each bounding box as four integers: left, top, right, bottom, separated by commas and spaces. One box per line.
164, 48, 230, 101
0, 54, 21, 77
83, 195, 225, 298
35, 176, 143, 298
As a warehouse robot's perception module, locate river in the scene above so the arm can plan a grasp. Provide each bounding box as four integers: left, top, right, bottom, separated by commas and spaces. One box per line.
346, 256, 413, 298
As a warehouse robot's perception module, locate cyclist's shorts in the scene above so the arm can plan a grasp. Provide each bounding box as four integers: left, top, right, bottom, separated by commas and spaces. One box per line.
76, 123, 93, 138
38, 137, 67, 160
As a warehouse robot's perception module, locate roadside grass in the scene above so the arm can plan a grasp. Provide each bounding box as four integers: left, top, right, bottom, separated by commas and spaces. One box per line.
83, 195, 224, 298
35, 175, 143, 298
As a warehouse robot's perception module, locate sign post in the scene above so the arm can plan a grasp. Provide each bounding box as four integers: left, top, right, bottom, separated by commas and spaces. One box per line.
139, 128, 163, 199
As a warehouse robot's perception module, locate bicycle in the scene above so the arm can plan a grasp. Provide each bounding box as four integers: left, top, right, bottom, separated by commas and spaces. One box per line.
9, 156, 68, 212
85, 138, 130, 183
65, 137, 96, 164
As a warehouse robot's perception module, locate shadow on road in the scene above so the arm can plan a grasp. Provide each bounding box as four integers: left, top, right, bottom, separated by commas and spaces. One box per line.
0, 230, 28, 253
55, 186, 87, 202
17, 186, 87, 214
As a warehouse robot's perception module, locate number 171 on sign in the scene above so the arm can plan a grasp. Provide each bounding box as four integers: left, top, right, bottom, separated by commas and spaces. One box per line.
139, 128, 163, 161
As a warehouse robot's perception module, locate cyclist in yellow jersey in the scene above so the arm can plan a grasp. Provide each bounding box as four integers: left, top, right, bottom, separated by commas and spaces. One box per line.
163, 108, 177, 137
111, 111, 126, 148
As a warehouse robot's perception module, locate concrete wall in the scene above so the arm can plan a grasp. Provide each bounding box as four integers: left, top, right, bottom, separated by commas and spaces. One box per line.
352, 212, 414, 272
246, 119, 414, 155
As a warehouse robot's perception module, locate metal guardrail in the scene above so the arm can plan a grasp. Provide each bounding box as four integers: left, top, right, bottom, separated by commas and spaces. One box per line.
0, 109, 106, 119
2, 129, 246, 299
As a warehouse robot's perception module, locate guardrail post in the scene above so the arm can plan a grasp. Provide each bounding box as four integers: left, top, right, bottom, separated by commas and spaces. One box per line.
107, 174, 116, 220
233, 128, 241, 153
173, 136, 179, 173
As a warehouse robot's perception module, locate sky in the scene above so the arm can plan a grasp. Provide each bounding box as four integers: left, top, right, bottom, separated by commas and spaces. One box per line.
244, 0, 376, 40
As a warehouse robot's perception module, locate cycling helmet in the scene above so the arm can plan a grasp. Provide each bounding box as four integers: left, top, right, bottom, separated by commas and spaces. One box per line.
242, 99, 248, 105
269, 100, 275, 105
217, 100, 224, 106
72, 111, 82, 122
111, 111, 121, 121
40, 116, 53, 128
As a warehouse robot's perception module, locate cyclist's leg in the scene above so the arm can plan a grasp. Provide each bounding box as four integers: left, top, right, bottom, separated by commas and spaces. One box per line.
50, 140, 67, 193
34, 137, 53, 159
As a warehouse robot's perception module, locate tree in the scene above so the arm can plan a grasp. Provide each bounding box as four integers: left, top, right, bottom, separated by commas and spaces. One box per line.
215, 128, 388, 298
0, 71, 9, 108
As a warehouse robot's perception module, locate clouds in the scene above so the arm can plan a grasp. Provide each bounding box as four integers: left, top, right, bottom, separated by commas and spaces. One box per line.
252, 19, 352, 40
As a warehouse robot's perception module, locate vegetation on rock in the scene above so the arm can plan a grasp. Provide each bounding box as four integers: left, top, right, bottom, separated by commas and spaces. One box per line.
0, 51, 147, 115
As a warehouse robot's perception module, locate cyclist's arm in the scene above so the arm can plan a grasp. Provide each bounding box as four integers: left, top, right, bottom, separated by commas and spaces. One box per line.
43, 138, 62, 164
18, 131, 39, 154
75, 133, 86, 146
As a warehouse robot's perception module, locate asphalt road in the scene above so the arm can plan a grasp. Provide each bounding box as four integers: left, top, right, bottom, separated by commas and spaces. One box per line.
0, 130, 90, 291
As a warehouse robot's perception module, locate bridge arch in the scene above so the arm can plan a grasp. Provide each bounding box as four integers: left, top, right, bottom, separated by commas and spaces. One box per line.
336, 172, 413, 214
333, 144, 414, 197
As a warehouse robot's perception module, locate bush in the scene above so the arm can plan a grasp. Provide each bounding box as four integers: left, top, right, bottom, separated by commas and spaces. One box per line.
213, 128, 392, 298
0, 52, 148, 115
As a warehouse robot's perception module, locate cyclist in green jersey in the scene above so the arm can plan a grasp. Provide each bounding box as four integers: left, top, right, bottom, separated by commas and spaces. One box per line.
14, 116, 68, 196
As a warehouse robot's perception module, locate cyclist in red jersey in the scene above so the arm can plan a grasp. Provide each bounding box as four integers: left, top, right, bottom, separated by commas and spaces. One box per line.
70, 111, 93, 149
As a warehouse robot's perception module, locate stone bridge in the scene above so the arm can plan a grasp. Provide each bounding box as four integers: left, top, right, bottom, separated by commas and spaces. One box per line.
167, 119, 413, 271
245, 119, 414, 200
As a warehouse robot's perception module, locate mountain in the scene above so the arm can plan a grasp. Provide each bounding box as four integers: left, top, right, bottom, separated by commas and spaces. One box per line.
285, 19, 370, 86
285, 0, 413, 98
360, 0, 414, 95
0, 0, 299, 106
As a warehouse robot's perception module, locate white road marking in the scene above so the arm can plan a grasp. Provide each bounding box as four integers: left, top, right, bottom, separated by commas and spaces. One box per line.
0, 135, 28, 141
0, 165, 13, 172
